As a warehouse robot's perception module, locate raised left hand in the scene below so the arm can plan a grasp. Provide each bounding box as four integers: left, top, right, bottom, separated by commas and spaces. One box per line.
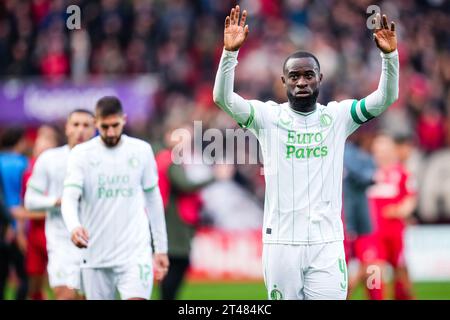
373, 13, 397, 54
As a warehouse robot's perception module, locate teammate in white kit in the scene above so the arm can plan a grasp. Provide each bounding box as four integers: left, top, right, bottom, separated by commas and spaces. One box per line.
61, 96, 169, 300
24, 109, 96, 299
213, 6, 399, 299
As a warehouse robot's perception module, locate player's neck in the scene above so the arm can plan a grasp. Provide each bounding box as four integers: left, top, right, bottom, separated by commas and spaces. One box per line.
100, 134, 124, 148
289, 103, 317, 114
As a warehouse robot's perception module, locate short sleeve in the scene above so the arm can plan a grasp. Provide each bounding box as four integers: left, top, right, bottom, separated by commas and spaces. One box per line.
142, 144, 159, 192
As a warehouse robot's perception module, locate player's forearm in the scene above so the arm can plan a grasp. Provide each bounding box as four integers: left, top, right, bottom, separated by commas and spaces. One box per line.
10, 206, 28, 220
24, 187, 58, 211
213, 49, 253, 125
15, 217, 26, 233
398, 196, 417, 218
144, 186, 168, 254
61, 186, 82, 233
22, 211, 46, 220
363, 50, 399, 117
169, 164, 214, 193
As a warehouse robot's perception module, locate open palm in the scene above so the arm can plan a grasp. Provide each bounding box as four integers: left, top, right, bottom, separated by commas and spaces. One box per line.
373, 13, 397, 54
224, 5, 249, 51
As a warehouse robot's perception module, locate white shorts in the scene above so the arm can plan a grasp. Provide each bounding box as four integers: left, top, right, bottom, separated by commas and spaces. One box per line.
47, 237, 82, 290
262, 241, 347, 300
80, 253, 153, 300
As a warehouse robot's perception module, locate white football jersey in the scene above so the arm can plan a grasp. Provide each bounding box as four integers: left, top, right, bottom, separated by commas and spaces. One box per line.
245, 99, 360, 245
213, 48, 399, 246
27, 145, 81, 252
63, 135, 158, 268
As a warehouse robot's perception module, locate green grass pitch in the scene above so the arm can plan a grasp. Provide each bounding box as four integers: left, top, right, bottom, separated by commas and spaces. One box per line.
5, 281, 450, 300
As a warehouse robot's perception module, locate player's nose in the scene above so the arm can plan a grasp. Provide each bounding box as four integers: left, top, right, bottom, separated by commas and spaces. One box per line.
296, 79, 308, 88
106, 127, 115, 136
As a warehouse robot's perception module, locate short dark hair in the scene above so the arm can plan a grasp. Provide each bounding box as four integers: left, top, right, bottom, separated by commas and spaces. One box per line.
69, 108, 95, 119
0, 126, 26, 149
40, 123, 65, 147
95, 96, 123, 118
283, 51, 321, 74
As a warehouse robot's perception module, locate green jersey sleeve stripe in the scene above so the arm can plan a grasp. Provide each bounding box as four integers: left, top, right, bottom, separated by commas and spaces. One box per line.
143, 184, 158, 193
350, 99, 364, 124
359, 98, 375, 121
238, 102, 255, 129
27, 184, 45, 194
64, 184, 83, 190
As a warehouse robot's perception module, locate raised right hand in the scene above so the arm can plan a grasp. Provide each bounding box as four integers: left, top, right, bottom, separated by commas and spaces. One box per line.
224, 5, 249, 51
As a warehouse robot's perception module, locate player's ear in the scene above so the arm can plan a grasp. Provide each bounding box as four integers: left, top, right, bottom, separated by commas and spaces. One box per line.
122, 113, 128, 125
319, 73, 323, 83
281, 75, 286, 87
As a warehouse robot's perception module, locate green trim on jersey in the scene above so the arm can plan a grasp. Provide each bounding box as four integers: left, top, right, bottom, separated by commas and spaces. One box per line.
64, 183, 83, 190
143, 184, 157, 193
351, 99, 375, 124
27, 184, 45, 194
339, 258, 348, 290
238, 102, 255, 129
360, 98, 375, 121
350, 100, 364, 124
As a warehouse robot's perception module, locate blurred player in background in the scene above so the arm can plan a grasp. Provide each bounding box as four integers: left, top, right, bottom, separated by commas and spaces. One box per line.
0, 172, 11, 259
22, 124, 61, 300
213, 5, 399, 299
25, 110, 96, 300
0, 127, 29, 299
156, 115, 233, 300
61, 97, 169, 300
342, 133, 382, 300
368, 133, 417, 299
394, 134, 421, 190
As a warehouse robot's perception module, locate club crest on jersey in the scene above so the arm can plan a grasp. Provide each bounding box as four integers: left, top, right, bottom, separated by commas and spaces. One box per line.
270, 285, 283, 300
320, 113, 333, 127
128, 156, 140, 168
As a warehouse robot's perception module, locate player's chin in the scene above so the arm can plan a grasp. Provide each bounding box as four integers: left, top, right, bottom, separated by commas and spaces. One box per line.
104, 137, 119, 147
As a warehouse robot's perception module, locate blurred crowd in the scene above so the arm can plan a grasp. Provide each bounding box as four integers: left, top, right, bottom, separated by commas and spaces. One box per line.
0, 0, 449, 223
0, 0, 449, 301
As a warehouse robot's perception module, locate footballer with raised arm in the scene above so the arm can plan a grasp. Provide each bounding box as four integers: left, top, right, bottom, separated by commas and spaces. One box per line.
213, 5, 399, 300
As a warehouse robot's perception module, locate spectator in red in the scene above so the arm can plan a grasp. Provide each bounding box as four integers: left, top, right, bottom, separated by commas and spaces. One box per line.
367, 133, 417, 300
